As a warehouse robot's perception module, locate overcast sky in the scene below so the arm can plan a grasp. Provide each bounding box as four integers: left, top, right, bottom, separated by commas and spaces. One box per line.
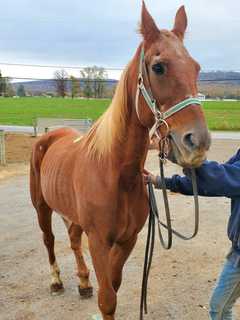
1, 0, 240, 79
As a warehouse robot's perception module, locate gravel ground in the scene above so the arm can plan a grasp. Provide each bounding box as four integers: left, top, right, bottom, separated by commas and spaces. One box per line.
0, 139, 240, 320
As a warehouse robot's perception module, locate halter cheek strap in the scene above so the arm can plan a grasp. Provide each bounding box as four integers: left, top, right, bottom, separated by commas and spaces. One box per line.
136, 47, 202, 140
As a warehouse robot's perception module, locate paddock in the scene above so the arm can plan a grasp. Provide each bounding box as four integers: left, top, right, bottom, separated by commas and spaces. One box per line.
0, 137, 240, 320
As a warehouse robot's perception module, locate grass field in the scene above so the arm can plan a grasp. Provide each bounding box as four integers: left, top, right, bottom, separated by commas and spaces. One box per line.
0, 97, 239, 130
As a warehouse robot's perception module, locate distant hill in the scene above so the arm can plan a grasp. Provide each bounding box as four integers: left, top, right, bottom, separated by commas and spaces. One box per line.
199, 71, 240, 85
12, 79, 118, 95
12, 71, 240, 95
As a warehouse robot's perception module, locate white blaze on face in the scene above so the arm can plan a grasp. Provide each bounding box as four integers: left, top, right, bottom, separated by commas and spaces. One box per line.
50, 261, 62, 285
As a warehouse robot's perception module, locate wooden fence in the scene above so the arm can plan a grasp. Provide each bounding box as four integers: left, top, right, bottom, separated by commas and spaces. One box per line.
0, 130, 6, 165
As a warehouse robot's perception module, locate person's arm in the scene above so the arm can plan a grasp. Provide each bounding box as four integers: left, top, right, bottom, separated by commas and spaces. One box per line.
154, 174, 195, 195
225, 149, 240, 165
165, 160, 240, 198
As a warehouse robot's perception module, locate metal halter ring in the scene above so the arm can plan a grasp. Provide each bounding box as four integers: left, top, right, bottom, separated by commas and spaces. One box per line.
157, 117, 170, 138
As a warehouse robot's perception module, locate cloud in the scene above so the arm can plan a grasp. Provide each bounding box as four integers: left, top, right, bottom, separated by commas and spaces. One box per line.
0, 0, 239, 79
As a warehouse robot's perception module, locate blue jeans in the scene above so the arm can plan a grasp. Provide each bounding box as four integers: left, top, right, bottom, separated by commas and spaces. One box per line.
209, 259, 240, 320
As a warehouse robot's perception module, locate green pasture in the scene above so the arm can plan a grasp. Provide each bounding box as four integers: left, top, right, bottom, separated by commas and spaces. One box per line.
203, 101, 240, 130
0, 97, 239, 131
0, 98, 110, 126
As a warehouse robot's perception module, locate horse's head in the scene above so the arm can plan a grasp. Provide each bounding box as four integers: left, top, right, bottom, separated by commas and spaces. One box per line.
137, 2, 211, 167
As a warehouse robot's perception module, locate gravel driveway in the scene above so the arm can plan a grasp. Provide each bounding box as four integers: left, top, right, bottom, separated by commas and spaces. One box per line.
1, 139, 240, 320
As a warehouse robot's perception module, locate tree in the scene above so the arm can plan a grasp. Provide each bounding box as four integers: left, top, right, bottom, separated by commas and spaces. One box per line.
93, 66, 108, 98
0, 71, 15, 97
17, 84, 26, 97
0, 71, 7, 96
80, 66, 108, 98
54, 69, 68, 97
6, 82, 15, 97
70, 75, 80, 99
80, 67, 93, 98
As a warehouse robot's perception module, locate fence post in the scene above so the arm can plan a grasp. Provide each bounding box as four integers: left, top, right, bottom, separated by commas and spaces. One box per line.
32, 118, 37, 137
0, 130, 6, 166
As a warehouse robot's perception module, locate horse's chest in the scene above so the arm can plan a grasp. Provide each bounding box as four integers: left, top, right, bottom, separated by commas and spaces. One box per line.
114, 187, 149, 242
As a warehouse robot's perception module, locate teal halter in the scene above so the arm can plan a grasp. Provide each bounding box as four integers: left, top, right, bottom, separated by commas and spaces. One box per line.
136, 47, 202, 139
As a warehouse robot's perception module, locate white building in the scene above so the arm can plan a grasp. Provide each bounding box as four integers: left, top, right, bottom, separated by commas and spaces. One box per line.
197, 93, 206, 100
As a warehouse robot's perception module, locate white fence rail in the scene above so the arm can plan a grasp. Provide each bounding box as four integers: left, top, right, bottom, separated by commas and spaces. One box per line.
36, 118, 93, 134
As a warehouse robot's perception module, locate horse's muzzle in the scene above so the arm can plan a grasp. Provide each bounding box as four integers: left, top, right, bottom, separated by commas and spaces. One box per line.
168, 128, 211, 168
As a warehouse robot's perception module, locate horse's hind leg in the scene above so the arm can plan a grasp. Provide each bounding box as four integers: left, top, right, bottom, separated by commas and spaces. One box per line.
63, 220, 93, 298
36, 203, 64, 295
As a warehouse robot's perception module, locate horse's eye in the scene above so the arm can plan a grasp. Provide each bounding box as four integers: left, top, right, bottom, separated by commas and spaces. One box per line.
152, 63, 166, 75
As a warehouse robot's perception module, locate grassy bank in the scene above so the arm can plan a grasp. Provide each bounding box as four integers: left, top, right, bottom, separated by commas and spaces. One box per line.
0, 97, 239, 130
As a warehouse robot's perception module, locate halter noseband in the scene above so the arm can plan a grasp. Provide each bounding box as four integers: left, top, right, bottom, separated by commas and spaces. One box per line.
136, 47, 202, 141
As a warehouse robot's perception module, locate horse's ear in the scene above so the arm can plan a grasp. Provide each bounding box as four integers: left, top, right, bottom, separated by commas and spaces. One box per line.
140, 1, 160, 43
172, 6, 188, 40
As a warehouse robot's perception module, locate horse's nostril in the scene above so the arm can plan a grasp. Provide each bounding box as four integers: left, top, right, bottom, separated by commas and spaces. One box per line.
183, 133, 196, 149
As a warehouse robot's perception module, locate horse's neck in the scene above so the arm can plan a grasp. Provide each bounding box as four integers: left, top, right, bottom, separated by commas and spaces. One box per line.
112, 55, 149, 184
116, 98, 149, 188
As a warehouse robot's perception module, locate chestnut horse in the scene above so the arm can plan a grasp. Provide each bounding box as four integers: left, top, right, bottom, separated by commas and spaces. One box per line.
30, 3, 210, 319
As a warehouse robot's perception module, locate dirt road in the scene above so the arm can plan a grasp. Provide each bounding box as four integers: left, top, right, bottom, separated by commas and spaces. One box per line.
0, 139, 240, 320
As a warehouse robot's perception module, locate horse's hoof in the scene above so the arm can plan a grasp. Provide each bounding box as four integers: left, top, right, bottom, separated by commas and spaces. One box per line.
91, 315, 102, 320
78, 286, 93, 299
50, 282, 64, 295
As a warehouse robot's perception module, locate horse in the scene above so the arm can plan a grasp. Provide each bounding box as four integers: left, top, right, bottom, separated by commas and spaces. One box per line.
30, 2, 211, 319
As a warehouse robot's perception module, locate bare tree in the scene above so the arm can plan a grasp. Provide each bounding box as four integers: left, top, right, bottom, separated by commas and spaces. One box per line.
70, 75, 80, 99
54, 69, 68, 97
80, 67, 93, 98
81, 66, 108, 98
0, 71, 8, 97
94, 66, 108, 98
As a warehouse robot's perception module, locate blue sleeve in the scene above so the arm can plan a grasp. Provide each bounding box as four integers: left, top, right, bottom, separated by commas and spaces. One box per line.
165, 175, 195, 195
166, 159, 240, 198
225, 149, 240, 165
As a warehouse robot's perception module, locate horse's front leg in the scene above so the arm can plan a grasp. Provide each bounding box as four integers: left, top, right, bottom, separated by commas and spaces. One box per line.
88, 232, 116, 320
109, 235, 138, 292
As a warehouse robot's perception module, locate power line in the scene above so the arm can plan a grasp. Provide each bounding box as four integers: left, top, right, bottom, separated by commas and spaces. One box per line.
0, 62, 240, 74
3, 76, 118, 83
3, 76, 240, 83
0, 62, 123, 71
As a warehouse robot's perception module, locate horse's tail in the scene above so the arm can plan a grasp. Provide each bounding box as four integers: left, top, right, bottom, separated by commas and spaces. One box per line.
30, 135, 51, 208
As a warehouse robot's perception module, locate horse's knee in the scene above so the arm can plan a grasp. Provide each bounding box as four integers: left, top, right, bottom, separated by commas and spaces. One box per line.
98, 287, 117, 316
112, 274, 122, 292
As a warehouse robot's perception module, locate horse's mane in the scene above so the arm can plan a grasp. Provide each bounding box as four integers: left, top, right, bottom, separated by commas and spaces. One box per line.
83, 67, 129, 160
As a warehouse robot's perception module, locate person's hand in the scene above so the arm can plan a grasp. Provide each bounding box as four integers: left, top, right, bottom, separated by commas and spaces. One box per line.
183, 167, 192, 177
143, 172, 157, 186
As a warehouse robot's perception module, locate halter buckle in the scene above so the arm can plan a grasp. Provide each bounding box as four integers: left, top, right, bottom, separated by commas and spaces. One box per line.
155, 110, 163, 121
138, 75, 143, 86
159, 136, 169, 163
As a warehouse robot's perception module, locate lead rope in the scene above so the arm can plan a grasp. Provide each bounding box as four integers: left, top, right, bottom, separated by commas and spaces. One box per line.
140, 147, 199, 320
